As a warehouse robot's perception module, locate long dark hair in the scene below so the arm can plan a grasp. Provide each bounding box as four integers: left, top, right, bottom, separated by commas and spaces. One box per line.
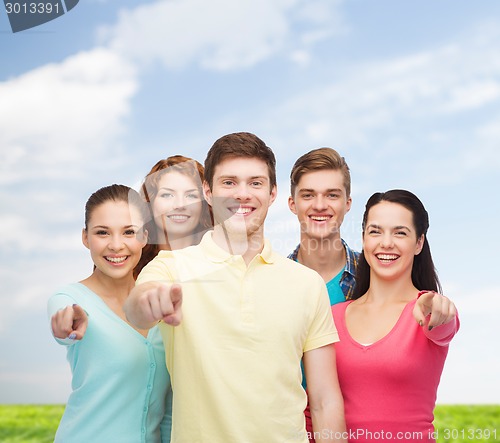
352, 189, 442, 299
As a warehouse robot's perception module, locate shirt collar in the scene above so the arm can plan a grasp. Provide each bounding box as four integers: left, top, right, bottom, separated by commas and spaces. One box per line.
259, 239, 274, 264
288, 239, 358, 275
288, 244, 300, 262
200, 231, 274, 264
342, 239, 358, 277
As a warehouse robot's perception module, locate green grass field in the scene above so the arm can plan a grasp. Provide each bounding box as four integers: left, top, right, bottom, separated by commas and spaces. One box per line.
0, 405, 64, 443
0, 404, 498, 442
432, 406, 499, 442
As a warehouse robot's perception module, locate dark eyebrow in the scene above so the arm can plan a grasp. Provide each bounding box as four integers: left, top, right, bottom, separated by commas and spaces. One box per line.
366, 224, 411, 231
91, 224, 139, 229
394, 225, 411, 231
219, 175, 268, 181
298, 188, 342, 193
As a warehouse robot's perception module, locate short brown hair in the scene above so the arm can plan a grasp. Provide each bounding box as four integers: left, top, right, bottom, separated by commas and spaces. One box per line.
290, 147, 351, 197
204, 132, 277, 191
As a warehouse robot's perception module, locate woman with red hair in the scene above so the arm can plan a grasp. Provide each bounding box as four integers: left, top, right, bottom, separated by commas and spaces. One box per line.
135, 155, 213, 277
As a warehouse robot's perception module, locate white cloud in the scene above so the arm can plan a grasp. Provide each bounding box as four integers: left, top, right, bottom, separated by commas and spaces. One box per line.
0, 215, 39, 252
256, 23, 500, 191
289, 49, 311, 67
474, 114, 500, 162
440, 80, 500, 113
0, 212, 83, 253
276, 44, 498, 139
293, 0, 342, 26
0, 252, 89, 336
0, 182, 94, 254
0, 47, 138, 185
1, 0, 498, 407
100, 0, 344, 71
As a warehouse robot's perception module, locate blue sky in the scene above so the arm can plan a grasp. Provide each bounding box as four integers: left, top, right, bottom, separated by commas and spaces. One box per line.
1, 0, 499, 404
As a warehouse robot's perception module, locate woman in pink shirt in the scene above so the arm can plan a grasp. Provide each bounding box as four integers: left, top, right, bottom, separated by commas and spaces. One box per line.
332, 189, 459, 442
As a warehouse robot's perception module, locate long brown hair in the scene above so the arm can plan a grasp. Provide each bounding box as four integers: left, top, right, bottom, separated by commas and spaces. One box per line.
134, 155, 213, 278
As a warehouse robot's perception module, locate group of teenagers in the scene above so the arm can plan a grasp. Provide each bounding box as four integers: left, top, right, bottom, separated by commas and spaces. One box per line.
48, 132, 460, 443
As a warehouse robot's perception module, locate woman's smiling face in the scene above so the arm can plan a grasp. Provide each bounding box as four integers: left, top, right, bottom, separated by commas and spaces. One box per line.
152, 171, 203, 242
82, 200, 146, 281
363, 201, 424, 282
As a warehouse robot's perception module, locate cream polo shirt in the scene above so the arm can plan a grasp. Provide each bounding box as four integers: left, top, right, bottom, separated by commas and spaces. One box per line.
137, 231, 338, 443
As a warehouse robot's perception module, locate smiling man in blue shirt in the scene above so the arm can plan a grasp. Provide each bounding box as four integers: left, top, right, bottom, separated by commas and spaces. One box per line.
288, 147, 359, 304
288, 148, 359, 442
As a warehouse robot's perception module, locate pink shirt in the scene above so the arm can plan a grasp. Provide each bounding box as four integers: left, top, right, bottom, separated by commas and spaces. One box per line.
332, 299, 459, 443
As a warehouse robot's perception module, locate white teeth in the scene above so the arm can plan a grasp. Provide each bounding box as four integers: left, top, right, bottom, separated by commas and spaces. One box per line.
233, 207, 252, 214
376, 254, 398, 261
310, 216, 330, 221
106, 256, 127, 263
168, 215, 189, 220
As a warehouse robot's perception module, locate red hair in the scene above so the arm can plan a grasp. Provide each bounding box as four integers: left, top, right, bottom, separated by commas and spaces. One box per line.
134, 155, 213, 278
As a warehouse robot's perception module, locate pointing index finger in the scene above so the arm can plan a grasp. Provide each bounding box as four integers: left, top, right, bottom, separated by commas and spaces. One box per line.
418, 290, 436, 311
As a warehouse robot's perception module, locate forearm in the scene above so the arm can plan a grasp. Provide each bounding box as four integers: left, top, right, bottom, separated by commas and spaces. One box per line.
424, 313, 460, 346
304, 344, 347, 443
311, 400, 347, 443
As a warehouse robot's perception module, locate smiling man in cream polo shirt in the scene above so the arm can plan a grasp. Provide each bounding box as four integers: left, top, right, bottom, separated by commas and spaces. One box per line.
124, 132, 347, 443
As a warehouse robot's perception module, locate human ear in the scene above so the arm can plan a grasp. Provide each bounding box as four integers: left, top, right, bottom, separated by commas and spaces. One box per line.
82, 228, 89, 250
202, 181, 212, 206
288, 195, 297, 215
346, 196, 352, 213
268, 185, 277, 207
415, 234, 425, 255
140, 229, 148, 246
